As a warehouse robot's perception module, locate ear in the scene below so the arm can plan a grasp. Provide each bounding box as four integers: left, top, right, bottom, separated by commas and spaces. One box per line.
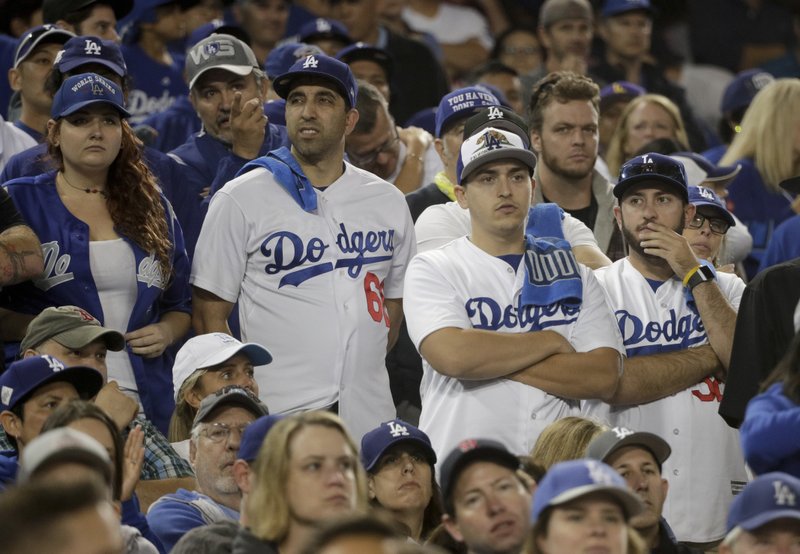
530, 176, 536, 201
661, 477, 669, 499
537, 27, 551, 50
683, 202, 696, 226
232, 459, 251, 494
185, 384, 204, 410
56, 20, 76, 34
367, 474, 377, 500
613, 205, 623, 229
0, 410, 21, 441
442, 514, 464, 543
596, 20, 609, 42
22, 348, 38, 359
455, 184, 468, 209
434, 138, 446, 164
257, 76, 268, 101
8, 67, 21, 92
188, 89, 199, 113
47, 119, 58, 146
189, 436, 198, 468
530, 129, 543, 154
343, 108, 360, 137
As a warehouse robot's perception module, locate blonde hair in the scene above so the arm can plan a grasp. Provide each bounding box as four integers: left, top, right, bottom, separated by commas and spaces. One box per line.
720, 78, 800, 192
529, 417, 607, 470
167, 369, 208, 442
526, 518, 647, 554
605, 94, 689, 177
246, 411, 368, 542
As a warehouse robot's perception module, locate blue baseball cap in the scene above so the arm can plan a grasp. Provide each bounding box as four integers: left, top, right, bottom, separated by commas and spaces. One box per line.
51, 72, 131, 119
273, 53, 358, 109
265, 42, 325, 81
688, 186, 735, 227
614, 152, 688, 201
13, 24, 75, 68
726, 473, 800, 534
54, 36, 127, 77
531, 459, 643, 523
403, 107, 436, 135
435, 86, 500, 137
457, 126, 537, 185
721, 69, 775, 115
599, 81, 646, 109
0, 355, 104, 411
187, 20, 250, 50
335, 42, 393, 80
601, 0, 653, 18
671, 151, 741, 184
237, 414, 285, 463
360, 419, 436, 473
297, 18, 352, 46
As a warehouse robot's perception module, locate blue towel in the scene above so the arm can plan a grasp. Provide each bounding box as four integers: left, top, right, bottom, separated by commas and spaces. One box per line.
237, 146, 317, 212
519, 204, 583, 310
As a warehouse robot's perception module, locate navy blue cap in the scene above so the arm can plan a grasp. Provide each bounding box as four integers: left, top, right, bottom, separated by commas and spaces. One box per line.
51, 72, 131, 119
273, 53, 358, 109
602, 0, 653, 17
0, 355, 104, 411
440, 439, 520, 512
688, 186, 735, 227
435, 86, 500, 137
13, 24, 74, 68
726, 473, 800, 534
265, 42, 324, 81
614, 152, 688, 201
531, 459, 643, 523
403, 107, 436, 136
721, 69, 775, 114
671, 151, 741, 183
55, 36, 127, 77
192, 385, 269, 428
360, 419, 436, 473
43, 0, 133, 25
187, 20, 250, 50
298, 18, 352, 46
599, 81, 646, 108
237, 414, 285, 463
335, 42, 393, 80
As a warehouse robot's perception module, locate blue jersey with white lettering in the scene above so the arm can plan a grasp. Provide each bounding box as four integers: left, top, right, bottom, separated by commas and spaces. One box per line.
120, 44, 187, 125
1, 172, 191, 433
140, 96, 200, 154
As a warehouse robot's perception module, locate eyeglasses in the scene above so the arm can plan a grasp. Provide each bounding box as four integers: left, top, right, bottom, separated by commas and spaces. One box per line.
347, 125, 400, 167
201, 422, 250, 443
687, 213, 730, 235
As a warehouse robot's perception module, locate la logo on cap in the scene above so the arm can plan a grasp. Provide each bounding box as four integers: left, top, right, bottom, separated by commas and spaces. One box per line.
698, 187, 714, 200
214, 333, 236, 344
587, 460, 616, 485
43, 355, 66, 373
91, 82, 104, 96
477, 129, 511, 152
458, 439, 478, 452
612, 426, 635, 439
387, 421, 409, 438
84, 39, 101, 56
487, 106, 504, 120
774, 481, 797, 506
303, 55, 319, 69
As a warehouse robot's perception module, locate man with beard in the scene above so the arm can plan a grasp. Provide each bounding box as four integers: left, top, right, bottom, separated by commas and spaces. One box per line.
192, 53, 416, 442
147, 386, 268, 551
529, 71, 624, 261
583, 153, 747, 548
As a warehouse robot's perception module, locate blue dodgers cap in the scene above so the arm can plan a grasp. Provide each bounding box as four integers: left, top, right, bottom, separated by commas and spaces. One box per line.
601, 0, 653, 17
237, 414, 285, 463
531, 459, 643, 523
273, 53, 358, 109
457, 126, 537, 185
297, 17, 352, 46
13, 24, 75, 68
360, 419, 436, 473
721, 69, 775, 114
435, 86, 500, 137
265, 42, 324, 81
0, 355, 104, 411
726, 473, 800, 534
599, 81, 646, 109
51, 72, 131, 119
335, 42, 394, 80
54, 36, 127, 77
688, 185, 735, 227
614, 152, 688, 201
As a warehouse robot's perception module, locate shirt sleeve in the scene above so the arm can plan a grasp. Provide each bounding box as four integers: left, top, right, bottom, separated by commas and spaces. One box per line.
383, 195, 417, 299
561, 213, 599, 248
415, 203, 470, 254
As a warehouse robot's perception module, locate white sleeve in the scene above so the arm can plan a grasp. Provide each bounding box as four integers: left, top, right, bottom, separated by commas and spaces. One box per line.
561, 213, 599, 248
415, 202, 471, 254
384, 197, 417, 299
190, 191, 248, 303
569, 265, 624, 353
403, 253, 470, 349
718, 272, 746, 311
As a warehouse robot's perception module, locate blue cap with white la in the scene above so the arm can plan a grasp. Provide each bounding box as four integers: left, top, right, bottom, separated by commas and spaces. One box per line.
51, 72, 131, 119
602, 0, 653, 17
435, 86, 500, 138
688, 186, 735, 227
265, 42, 324, 81
360, 419, 437, 472
273, 53, 358, 109
531, 459, 643, 523
0, 355, 104, 411
726, 473, 800, 535
55, 36, 127, 77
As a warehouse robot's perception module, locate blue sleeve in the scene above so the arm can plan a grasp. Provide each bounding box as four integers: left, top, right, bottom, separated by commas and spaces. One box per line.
121, 495, 166, 554
146, 498, 206, 553
207, 152, 251, 200
740, 388, 800, 474
159, 196, 192, 316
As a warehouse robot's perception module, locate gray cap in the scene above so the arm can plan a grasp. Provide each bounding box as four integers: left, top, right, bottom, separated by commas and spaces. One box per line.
192, 385, 269, 428
586, 426, 671, 470
186, 33, 260, 90
539, 0, 593, 27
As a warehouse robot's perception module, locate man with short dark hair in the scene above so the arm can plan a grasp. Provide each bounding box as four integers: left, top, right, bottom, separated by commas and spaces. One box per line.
232, 0, 290, 66
43, 0, 132, 42
469, 61, 524, 116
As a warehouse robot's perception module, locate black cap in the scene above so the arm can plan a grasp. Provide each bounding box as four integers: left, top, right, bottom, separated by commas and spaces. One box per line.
462, 105, 530, 149
614, 152, 688, 201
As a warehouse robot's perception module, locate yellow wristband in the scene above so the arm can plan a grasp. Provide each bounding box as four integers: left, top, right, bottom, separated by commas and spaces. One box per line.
682, 265, 701, 287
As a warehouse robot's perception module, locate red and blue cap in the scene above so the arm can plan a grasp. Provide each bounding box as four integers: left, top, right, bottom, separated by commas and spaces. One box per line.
13, 24, 75, 68
601, 0, 653, 18
51, 72, 131, 119
0, 355, 103, 411
531, 459, 643, 523
237, 414, 285, 463
435, 86, 501, 138
360, 419, 436, 473
726, 473, 800, 534
54, 36, 127, 77
688, 185, 735, 227
614, 152, 688, 201
273, 53, 358, 109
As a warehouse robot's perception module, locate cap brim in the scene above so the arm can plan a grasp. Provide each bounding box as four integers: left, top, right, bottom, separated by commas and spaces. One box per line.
706, 163, 741, 183
613, 174, 688, 201
780, 176, 800, 194
737, 510, 800, 532
58, 57, 126, 78
273, 70, 350, 107
193, 392, 269, 426
197, 343, 273, 369
600, 432, 672, 466
15, 29, 74, 67
31, 366, 105, 406
363, 436, 437, 472
444, 446, 520, 500
460, 150, 537, 185
54, 326, 126, 352
693, 201, 736, 226
57, 99, 131, 119
548, 484, 644, 519
188, 64, 254, 90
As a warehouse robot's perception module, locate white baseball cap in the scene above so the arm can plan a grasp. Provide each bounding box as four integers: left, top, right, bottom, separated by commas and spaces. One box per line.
172, 333, 272, 401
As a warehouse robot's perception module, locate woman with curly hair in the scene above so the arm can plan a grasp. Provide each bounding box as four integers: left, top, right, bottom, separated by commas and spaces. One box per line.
1, 72, 191, 433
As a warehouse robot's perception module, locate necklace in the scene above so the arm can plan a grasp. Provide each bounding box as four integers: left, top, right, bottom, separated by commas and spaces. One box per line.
60, 172, 108, 198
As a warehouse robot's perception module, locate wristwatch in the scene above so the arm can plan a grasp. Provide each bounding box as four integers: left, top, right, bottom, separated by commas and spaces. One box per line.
686, 264, 716, 291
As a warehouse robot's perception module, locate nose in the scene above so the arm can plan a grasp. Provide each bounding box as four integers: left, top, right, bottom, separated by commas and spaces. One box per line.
401, 456, 416, 474
497, 176, 513, 197
588, 514, 610, 537
220, 88, 236, 109
486, 492, 506, 516
226, 429, 243, 451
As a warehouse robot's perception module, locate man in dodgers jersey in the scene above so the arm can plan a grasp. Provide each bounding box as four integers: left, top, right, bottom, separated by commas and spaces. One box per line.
583, 153, 747, 545
403, 124, 623, 462
191, 53, 415, 441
